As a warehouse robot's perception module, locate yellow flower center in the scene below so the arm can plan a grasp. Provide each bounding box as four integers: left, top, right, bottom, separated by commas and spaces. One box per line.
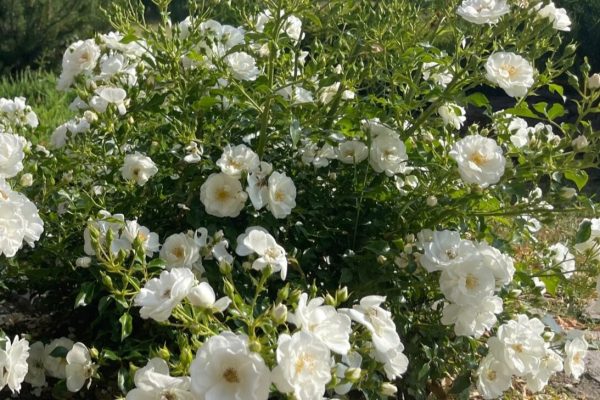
465, 274, 479, 290
223, 367, 240, 383
469, 150, 489, 166
171, 246, 185, 260
216, 187, 231, 202
501, 64, 518, 77
274, 190, 285, 202
511, 343, 524, 353
295, 353, 316, 375
487, 370, 497, 381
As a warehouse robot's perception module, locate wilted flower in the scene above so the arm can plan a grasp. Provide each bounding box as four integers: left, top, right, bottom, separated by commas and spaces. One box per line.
24, 341, 45, 388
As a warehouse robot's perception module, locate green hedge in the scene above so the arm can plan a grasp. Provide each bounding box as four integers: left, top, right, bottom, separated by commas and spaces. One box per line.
555, 0, 600, 70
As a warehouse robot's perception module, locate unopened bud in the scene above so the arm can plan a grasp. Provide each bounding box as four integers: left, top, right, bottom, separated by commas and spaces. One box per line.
588, 73, 600, 89
377, 255, 387, 265
345, 367, 362, 382
83, 110, 98, 123
249, 340, 262, 353
219, 261, 232, 275
572, 135, 588, 151
89, 347, 99, 360
157, 345, 171, 360
324, 294, 336, 306
560, 187, 577, 199
76, 256, 92, 268
20, 173, 33, 187
426, 195, 438, 207
277, 285, 289, 302
289, 289, 302, 304
336, 287, 349, 303
380, 382, 398, 397
271, 304, 288, 324
101, 273, 113, 289
179, 346, 193, 368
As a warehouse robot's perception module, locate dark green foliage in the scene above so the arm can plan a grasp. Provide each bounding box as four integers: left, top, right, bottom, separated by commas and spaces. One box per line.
555, 0, 600, 70
0, 0, 110, 74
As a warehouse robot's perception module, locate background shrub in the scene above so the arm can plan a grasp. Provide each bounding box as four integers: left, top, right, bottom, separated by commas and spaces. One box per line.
555, 0, 600, 70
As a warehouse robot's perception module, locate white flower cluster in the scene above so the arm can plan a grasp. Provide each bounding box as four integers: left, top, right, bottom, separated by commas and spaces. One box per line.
0, 179, 44, 258
200, 144, 297, 219
133, 295, 406, 400
0, 97, 38, 130
419, 230, 514, 338
25, 337, 96, 392
503, 116, 560, 149
121, 152, 158, 186
58, 32, 147, 91
476, 315, 588, 398
438, 103, 466, 130
450, 134, 506, 188
50, 116, 93, 149
536, 1, 571, 32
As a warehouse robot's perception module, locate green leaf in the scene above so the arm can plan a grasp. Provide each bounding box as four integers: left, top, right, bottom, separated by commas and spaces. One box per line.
576, 220, 592, 244
101, 349, 121, 361
49, 346, 69, 358
147, 258, 166, 270
548, 83, 564, 99
466, 92, 489, 108
540, 276, 559, 296
119, 312, 133, 341
547, 103, 565, 120
450, 372, 472, 394
533, 102, 548, 114
564, 170, 588, 190
74, 282, 95, 308
506, 103, 538, 119
120, 32, 140, 44
290, 117, 301, 148
118, 367, 128, 394
193, 96, 220, 111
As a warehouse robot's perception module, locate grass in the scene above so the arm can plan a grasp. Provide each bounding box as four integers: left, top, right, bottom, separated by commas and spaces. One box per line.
0, 69, 72, 142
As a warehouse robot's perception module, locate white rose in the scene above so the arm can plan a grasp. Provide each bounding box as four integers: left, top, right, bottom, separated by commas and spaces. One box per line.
0, 335, 29, 393
200, 173, 248, 218
337, 141, 368, 164
160, 232, 200, 269
121, 152, 158, 186
485, 52, 535, 98
0, 180, 44, 258
190, 332, 270, 399
134, 268, 195, 322
420, 230, 477, 273
449, 134, 506, 188
236, 226, 288, 279
267, 171, 296, 219
439, 256, 496, 305
284, 15, 304, 42
58, 39, 101, 90
287, 293, 352, 354
0, 132, 26, 178
457, 0, 510, 25
441, 295, 503, 338
96, 86, 128, 115
246, 161, 273, 210
272, 331, 332, 400
369, 132, 409, 176
126, 358, 193, 400
537, 2, 571, 31
525, 347, 563, 393
572, 135, 588, 151
548, 242, 575, 279
65, 343, 95, 392
225, 52, 260, 81
476, 355, 513, 399
43, 337, 74, 379
187, 282, 216, 308
564, 336, 588, 380
216, 144, 260, 177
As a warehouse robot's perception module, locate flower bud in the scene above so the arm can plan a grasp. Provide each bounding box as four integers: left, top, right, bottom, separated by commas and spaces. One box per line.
223, 280, 236, 299
179, 346, 193, 368
83, 110, 98, 123
89, 347, 99, 360
249, 340, 262, 353
588, 73, 600, 90
277, 285, 289, 302
560, 187, 577, 199
426, 195, 438, 207
345, 367, 362, 382
219, 261, 233, 275
324, 293, 336, 306
101, 273, 113, 290
572, 135, 589, 151
76, 256, 92, 268
377, 255, 387, 265
336, 287, 349, 303
271, 304, 288, 324
20, 173, 33, 187
157, 345, 171, 360
289, 289, 302, 304
188, 282, 216, 308
380, 382, 398, 397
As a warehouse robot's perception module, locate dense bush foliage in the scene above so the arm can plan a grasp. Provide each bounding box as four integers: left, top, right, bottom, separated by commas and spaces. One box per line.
555, 0, 600, 70
1, 0, 600, 399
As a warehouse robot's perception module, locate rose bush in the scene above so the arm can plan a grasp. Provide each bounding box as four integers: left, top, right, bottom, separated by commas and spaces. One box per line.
1, 0, 600, 398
